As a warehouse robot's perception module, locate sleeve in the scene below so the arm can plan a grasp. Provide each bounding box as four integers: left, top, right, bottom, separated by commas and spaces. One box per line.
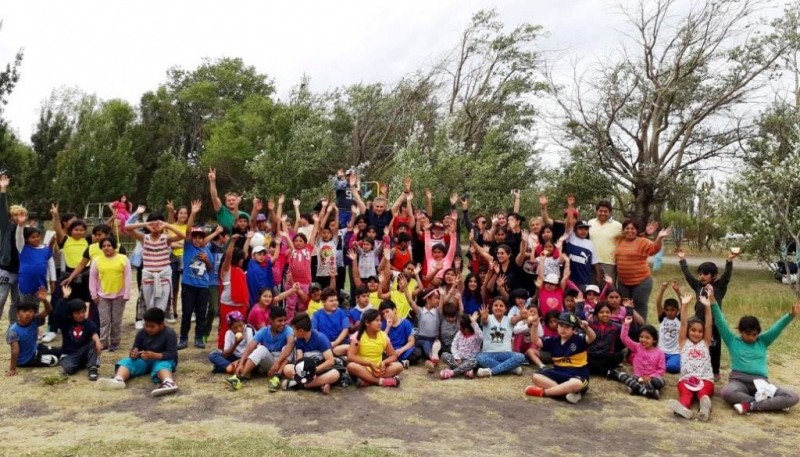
643, 238, 659, 256
333, 177, 347, 191
89, 262, 99, 297
47, 256, 56, 282
462, 209, 473, 232
471, 322, 483, 340
160, 331, 178, 361
122, 258, 132, 300
655, 350, 666, 376
450, 332, 463, 359
619, 322, 638, 352
312, 314, 320, 331
338, 311, 349, 331
223, 330, 235, 351
6, 327, 19, 344
0, 191, 8, 231
759, 313, 794, 347
679, 260, 700, 290
711, 303, 735, 346
133, 331, 144, 350
15, 224, 25, 253
541, 336, 553, 352
716, 261, 733, 300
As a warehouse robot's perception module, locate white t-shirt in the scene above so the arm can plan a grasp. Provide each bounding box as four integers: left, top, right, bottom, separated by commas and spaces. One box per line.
658, 316, 681, 354
223, 325, 256, 358
482, 315, 513, 352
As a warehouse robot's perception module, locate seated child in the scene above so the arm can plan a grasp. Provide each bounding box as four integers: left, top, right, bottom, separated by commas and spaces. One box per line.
713, 287, 800, 414
302, 283, 324, 317
6, 289, 59, 375
440, 312, 483, 379
586, 302, 624, 376
349, 286, 373, 333
609, 317, 665, 399
58, 293, 103, 380
524, 312, 596, 404
208, 311, 255, 374
656, 281, 682, 374
247, 285, 298, 331
311, 287, 350, 356
281, 313, 341, 394
379, 300, 415, 368
347, 308, 403, 387
97, 308, 179, 397
476, 297, 527, 378
410, 288, 443, 371
439, 301, 460, 358
234, 306, 294, 391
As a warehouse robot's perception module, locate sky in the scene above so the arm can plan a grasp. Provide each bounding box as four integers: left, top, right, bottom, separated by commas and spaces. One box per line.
0, 0, 622, 147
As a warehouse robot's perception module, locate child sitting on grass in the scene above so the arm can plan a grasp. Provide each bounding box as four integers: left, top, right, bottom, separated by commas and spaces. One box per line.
233, 306, 294, 392
311, 287, 350, 356
208, 311, 255, 374
476, 297, 527, 378
524, 312, 596, 404
714, 289, 800, 414
609, 318, 665, 399
97, 308, 179, 397
57, 285, 103, 380
656, 280, 682, 374
347, 309, 403, 387
440, 312, 482, 379
6, 289, 59, 376
281, 313, 340, 394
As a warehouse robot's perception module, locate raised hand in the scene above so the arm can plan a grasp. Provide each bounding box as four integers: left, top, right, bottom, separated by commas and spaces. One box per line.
450, 193, 459, 205
278, 194, 285, 205
266, 198, 275, 211
657, 227, 672, 238
622, 298, 634, 308
479, 303, 490, 322
50, 203, 59, 217
321, 197, 328, 208
425, 188, 432, 200
404, 176, 412, 192
346, 250, 357, 262
0, 174, 9, 190
253, 197, 263, 211
136, 205, 146, 214
407, 192, 414, 202
414, 263, 422, 276
538, 194, 548, 207
62, 284, 72, 299
208, 168, 216, 182
676, 248, 686, 260
604, 274, 613, 285
35, 288, 48, 301
191, 199, 202, 214
682, 293, 695, 306
293, 199, 301, 208
379, 182, 388, 196
660, 282, 669, 291
566, 193, 576, 207
470, 311, 479, 323
460, 195, 469, 210
671, 279, 680, 293
624, 316, 633, 325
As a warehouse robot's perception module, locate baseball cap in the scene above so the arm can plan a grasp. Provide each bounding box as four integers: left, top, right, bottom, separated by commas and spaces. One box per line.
557, 312, 580, 328
544, 273, 560, 284
256, 213, 267, 222
584, 284, 600, 294
251, 245, 267, 254
575, 220, 590, 229
190, 226, 206, 236
226, 311, 245, 325
345, 168, 356, 175
294, 357, 318, 385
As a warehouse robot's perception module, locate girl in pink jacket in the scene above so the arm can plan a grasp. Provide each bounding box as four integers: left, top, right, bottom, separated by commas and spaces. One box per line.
608, 316, 665, 399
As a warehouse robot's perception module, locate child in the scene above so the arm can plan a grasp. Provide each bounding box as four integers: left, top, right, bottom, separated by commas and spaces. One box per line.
283, 223, 318, 320
668, 288, 714, 420
536, 257, 570, 316
15, 212, 53, 319
714, 288, 800, 414
207, 311, 255, 375
179, 201, 214, 349
349, 286, 374, 332
379, 300, 416, 367
311, 287, 350, 356
476, 297, 527, 378
247, 285, 298, 331
587, 302, 624, 376
524, 312, 596, 404
6, 289, 59, 375
303, 284, 324, 317
346, 308, 403, 387
410, 288, 443, 372
97, 308, 179, 397
57, 286, 103, 379
89, 237, 131, 352
218, 235, 249, 350
440, 312, 483, 379
656, 281, 682, 374
245, 244, 273, 308
281, 313, 341, 394
439, 301, 460, 356
234, 307, 295, 392
610, 318, 665, 399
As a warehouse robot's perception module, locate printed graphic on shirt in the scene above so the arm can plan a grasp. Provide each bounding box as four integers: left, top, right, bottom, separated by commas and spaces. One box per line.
489, 325, 507, 343
72, 325, 84, 340
319, 244, 335, 269
188, 256, 207, 278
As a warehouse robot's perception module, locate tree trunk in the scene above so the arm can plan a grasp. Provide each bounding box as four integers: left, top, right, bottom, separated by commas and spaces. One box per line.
632, 179, 655, 229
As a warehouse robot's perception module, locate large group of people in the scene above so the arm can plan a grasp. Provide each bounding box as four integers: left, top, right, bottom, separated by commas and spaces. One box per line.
2, 169, 798, 419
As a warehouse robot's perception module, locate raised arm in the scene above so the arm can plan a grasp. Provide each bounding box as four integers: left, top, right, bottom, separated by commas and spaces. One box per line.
678, 292, 693, 348
250, 197, 262, 231
539, 194, 554, 226
49, 203, 65, 244
208, 168, 222, 212
656, 282, 668, 317
424, 188, 433, 218
185, 199, 202, 237
512, 189, 521, 213
350, 174, 367, 214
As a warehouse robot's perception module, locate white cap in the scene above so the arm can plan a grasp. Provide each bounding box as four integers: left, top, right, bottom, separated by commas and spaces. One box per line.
585, 285, 600, 294
544, 273, 560, 284
252, 245, 267, 254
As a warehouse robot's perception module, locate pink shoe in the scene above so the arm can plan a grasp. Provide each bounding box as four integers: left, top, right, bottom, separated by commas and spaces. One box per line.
381, 376, 400, 388
440, 369, 454, 380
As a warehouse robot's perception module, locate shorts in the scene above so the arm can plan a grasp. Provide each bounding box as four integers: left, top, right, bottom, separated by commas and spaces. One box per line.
117, 357, 177, 383
539, 368, 589, 392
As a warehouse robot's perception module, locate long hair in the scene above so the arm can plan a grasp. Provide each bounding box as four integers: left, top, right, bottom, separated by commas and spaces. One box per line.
357, 308, 381, 341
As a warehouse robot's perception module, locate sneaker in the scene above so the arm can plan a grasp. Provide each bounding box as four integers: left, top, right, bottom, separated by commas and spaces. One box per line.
151, 380, 179, 397
88, 366, 99, 381
280, 378, 297, 391
524, 385, 545, 397
565, 392, 582, 404
224, 375, 243, 390
381, 376, 400, 388
97, 378, 126, 390
194, 337, 205, 349
425, 359, 437, 373
177, 338, 188, 350
669, 400, 694, 419
135, 320, 144, 330
267, 376, 280, 392
42, 331, 57, 343
439, 369, 454, 380
355, 378, 369, 388
166, 318, 177, 324
734, 401, 752, 415
646, 388, 661, 400
512, 366, 523, 376
698, 396, 712, 422
402, 360, 410, 369
476, 368, 492, 378
191, 314, 196, 323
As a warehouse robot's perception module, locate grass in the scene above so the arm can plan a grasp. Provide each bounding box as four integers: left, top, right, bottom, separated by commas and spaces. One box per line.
1, 259, 799, 456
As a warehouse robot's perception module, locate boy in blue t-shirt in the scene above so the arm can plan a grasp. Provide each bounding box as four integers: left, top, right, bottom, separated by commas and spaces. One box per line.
97, 308, 179, 397
524, 312, 596, 404
57, 291, 103, 380
348, 286, 372, 333
233, 307, 295, 391
312, 288, 350, 356
281, 313, 340, 393
379, 300, 415, 367
5, 289, 59, 375
179, 209, 214, 350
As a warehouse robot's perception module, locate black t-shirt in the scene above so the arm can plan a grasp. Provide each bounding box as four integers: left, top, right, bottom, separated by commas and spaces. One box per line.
366, 210, 392, 234
60, 318, 99, 354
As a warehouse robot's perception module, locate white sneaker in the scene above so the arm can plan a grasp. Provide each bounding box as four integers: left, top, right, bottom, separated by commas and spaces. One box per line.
512, 366, 523, 376
166, 318, 177, 324
190, 314, 196, 322
476, 368, 492, 378
697, 396, 712, 421
151, 380, 179, 397
565, 392, 582, 404
98, 378, 126, 390
42, 331, 57, 343
135, 320, 144, 330
669, 400, 694, 419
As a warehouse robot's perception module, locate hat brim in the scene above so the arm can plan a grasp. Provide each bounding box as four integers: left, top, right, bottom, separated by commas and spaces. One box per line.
685, 379, 705, 392
557, 319, 578, 328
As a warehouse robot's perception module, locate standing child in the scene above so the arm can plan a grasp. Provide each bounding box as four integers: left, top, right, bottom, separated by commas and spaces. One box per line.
475, 297, 527, 378
97, 308, 179, 397
668, 287, 715, 420
440, 312, 483, 379
610, 318, 665, 399
217, 235, 249, 350
89, 237, 131, 352
347, 309, 404, 387
283, 218, 318, 320
14, 212, 53, 319
179, 201, 215, 349
714, 288, 800, 414
524, 312, 596, 404
6, 289, 59, 375
655, 281, 682, 374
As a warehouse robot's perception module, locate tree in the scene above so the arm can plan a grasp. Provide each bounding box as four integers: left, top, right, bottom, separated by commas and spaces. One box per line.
548, 0, 800, 225
0, 19, 26, 191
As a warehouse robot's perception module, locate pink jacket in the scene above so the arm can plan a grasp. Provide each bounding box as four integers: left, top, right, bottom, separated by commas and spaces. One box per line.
621, 322, 665, 377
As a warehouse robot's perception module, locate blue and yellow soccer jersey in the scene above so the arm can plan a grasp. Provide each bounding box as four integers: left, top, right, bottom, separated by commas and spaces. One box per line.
542, 334, 589, 378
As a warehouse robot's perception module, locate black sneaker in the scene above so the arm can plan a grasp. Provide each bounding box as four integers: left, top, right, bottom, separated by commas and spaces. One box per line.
88, 366, 99, 381
194, 337, 205, 349
177, 338, 188, 350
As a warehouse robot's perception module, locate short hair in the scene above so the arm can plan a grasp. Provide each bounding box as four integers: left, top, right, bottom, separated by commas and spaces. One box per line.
293, 233, 307, 243
663, 298, 679, 310
143, 307, 165, 324
697, 262, 719, 277
431, 243, 446, 253
640, 324, 659, 343
67, 219, 88, 235
291, 312, 312, 331
270, 306, 287, 320
146, 212, 165, 223
9, 205, 28, 217
396, 233, 411, 243
68, 299, 86, 314
565, 289, 579, 298
16, 302, 37, 312
621, 219, 640, 232
443, 301, 459, 317
309, 283, 322, 293
23, 227, 41, 240
595, 200, 612, 211
92, 224, 112, 236
378, 300, 396, 312
100, 237, 118, 249
355, 285, 370, 297
737, 316, 761, 334
320, 287, 338, 301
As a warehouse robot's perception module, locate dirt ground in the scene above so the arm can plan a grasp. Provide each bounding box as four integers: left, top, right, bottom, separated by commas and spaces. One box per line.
1, 263, 799, 456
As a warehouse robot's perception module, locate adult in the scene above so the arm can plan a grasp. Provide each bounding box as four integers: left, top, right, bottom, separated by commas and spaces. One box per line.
0, 174, 21, 321
615, 220, 671, 322
352, 176, 392, 235
208, 168, 250, 231
588, 201, 623, 282
564, 220, 603, 289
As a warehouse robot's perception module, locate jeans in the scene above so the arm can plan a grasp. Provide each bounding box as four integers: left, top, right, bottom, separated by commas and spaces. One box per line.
476, 351, 525, 375
617, 276, 654, 322
208, 350, 237, 373
203, 286, 220, 338
180, 284, 208, 340
0, 270, 19, 321
60, 343, 100, 374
